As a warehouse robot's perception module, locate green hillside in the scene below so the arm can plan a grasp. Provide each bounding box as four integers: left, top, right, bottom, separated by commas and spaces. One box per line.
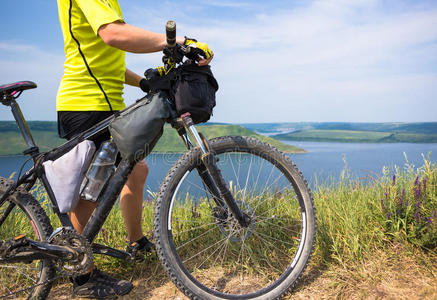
154, 124, 304, 153
0, 121, 303, 155
0, 121, 64, 155
275, 129, 437, 143
242, 122, 437, 141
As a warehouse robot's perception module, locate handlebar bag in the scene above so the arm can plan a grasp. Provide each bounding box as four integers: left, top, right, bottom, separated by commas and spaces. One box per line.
109, 91, 170, 162
172, 64, 219, 124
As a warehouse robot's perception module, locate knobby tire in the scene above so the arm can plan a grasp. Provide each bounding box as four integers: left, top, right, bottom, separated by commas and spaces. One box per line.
154, 136, 316, 300
0, 177, 55, 299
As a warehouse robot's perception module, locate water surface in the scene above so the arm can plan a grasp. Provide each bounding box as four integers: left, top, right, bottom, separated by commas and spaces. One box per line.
1, 142, 436, 192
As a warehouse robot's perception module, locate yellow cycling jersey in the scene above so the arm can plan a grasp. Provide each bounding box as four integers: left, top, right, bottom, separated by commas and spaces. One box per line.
56, 0, 126, 111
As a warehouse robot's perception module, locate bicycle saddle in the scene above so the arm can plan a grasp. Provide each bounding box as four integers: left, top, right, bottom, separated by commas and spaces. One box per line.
0, 81, 37, 96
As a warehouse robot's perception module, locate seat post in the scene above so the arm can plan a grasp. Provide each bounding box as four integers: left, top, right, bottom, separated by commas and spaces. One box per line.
8, 97, 38, 155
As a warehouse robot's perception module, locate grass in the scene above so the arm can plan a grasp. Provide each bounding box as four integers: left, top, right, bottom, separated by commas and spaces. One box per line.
100, 157, 436, 298
1, 158, 437, 299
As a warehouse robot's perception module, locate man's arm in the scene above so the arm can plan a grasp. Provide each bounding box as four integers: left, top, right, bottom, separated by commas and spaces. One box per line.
98, 21, 185, 53
125, 68, 142, 87
98, 21, 212, 66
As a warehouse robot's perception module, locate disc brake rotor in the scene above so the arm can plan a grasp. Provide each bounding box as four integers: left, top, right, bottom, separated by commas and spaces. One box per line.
218, 201, 256, 242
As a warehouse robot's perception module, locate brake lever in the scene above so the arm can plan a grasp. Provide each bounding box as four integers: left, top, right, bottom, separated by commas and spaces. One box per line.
163, 44, 185, 65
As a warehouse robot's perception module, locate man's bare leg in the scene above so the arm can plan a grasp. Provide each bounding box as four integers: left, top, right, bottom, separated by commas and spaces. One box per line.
120, 160, 148, 242
69, 199, 97, 272
69, 160, 148, 271
69, 200, 98, 234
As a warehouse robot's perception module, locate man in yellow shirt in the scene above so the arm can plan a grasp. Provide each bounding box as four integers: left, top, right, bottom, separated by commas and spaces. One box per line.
56, 0, 213, 298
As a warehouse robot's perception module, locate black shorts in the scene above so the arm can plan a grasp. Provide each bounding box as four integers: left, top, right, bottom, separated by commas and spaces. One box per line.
57, 111, 115, 149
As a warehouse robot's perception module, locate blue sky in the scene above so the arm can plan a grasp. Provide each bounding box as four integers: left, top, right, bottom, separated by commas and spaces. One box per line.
1, 0, 436, 122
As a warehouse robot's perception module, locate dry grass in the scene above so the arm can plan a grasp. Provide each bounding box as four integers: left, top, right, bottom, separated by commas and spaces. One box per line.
10, 159, 437, 299
47, 243, 436, 300
289, 244, 436, 300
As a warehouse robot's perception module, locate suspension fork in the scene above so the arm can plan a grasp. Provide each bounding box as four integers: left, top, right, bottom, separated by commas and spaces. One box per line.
175, 126, 225, 208
180, 114, 251, 228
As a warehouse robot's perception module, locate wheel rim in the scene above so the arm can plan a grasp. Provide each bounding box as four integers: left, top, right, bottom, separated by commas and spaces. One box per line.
166, 146, 308, 297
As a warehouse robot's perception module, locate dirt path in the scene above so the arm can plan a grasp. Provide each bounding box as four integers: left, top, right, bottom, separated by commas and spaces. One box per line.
49, 246, 436, 300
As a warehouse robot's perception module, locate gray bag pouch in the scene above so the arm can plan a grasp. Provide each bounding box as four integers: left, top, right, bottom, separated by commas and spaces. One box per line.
109, 91, 170, 162
43, 140, 96, 213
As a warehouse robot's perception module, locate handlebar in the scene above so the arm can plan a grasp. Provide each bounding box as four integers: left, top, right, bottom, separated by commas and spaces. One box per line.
165, 20, 177, 48
163, 20, 186, 65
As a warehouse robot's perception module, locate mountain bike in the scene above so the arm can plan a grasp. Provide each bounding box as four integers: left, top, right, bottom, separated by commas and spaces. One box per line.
0, 21, 316, 299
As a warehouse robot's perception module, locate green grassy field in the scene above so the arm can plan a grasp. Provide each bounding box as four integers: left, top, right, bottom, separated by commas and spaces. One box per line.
1, 158, 436, 298
276, 129, 437, 143
0, 122, 303, 155
46, 159, 437, 299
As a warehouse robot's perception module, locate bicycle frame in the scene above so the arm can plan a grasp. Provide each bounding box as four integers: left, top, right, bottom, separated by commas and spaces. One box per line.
0, 93, 117, 228
0, 93, 136, 261
0, 90, 247, 264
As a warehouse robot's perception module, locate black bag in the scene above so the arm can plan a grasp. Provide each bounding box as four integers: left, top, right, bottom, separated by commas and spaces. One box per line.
109, 92, 170, 162
142, 63, 219, 124
173, 64, 219, 124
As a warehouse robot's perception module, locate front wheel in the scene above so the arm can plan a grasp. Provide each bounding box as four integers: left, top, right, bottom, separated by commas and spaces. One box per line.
154, 136, 316, 299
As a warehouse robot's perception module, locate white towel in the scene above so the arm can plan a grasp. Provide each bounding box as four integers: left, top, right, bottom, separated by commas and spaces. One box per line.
43, 140, 96, 213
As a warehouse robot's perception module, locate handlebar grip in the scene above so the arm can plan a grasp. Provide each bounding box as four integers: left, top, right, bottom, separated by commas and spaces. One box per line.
166, 20, 176, 47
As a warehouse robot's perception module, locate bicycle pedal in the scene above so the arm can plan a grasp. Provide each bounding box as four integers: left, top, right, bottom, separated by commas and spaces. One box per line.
126, 239, 155, 262
0, 235, 29, 258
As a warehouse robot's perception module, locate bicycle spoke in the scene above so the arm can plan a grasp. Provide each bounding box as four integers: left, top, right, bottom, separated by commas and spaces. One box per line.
254, 230, 297, 249
182, 236, 229, 264
251, 173, 288, 212
196, 237, 228, 270
228, 153, 243, 194
176, 226, 217, 251
241, 155, 253, 205
160, 137, 315, 299
251, 232, 290, 271
172, 221, 217, 235
256, 217, 302, 237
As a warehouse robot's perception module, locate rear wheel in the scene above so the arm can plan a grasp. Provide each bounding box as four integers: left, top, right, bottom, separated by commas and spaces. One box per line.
0, 177, 55, 299
154, 136, 316, 299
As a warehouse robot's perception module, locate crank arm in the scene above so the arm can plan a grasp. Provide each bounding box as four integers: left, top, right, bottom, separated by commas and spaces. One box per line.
92, 243, 130, 260
0, 236, 78, 263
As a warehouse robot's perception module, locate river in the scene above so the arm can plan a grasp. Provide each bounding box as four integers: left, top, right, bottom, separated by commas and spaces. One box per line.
1, 142, 437, 192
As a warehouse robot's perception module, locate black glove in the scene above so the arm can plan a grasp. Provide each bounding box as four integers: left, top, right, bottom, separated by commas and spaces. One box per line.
139, 78, 151, 92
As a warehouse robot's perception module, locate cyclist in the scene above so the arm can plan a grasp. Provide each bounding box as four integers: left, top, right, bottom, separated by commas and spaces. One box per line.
56, 0, 213, 298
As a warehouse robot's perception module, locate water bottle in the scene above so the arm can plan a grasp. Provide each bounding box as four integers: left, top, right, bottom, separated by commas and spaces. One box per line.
80, 140, 118, 202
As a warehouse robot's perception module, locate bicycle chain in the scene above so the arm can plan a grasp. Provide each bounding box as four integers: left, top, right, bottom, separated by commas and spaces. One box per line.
0, 228, 93, 299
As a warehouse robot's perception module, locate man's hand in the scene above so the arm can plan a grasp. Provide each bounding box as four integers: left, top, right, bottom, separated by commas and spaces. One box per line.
184, 37, 214, 66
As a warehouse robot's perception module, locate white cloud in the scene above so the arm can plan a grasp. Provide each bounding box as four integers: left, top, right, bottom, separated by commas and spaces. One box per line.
155, 0, 437, 122
204, 1, 254, 8
2, 0, 437, 122
0, 42, 64, 120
